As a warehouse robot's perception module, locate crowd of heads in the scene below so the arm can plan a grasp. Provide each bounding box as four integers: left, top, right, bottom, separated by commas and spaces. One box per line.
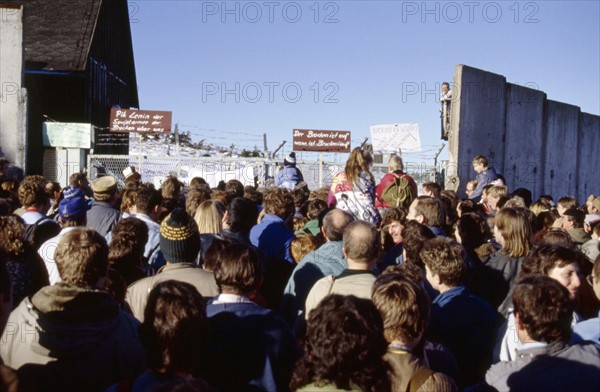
0, 153, 598, 391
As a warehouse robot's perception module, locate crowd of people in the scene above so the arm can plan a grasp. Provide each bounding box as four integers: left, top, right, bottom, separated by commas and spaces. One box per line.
0, 151, 599, 391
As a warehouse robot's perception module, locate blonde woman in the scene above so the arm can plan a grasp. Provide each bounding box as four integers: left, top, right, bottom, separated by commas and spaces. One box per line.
193, 200, 226, 267
194, 200, 225, 234
328, 147, 381, 225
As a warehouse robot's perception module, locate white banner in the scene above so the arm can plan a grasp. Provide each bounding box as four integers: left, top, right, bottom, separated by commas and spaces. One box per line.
370, 123, 421, 153
43, 122, 92, 149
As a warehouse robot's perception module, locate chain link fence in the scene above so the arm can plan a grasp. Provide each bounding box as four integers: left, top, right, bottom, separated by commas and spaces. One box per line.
87, 154, 431, 191
88, 154, 352, 190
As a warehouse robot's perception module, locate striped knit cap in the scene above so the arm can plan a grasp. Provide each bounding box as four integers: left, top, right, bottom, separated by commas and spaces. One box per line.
159, 208, 200, 263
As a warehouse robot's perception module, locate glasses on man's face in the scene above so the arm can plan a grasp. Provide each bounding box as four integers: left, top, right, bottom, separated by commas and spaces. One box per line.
587, 274, 595, 286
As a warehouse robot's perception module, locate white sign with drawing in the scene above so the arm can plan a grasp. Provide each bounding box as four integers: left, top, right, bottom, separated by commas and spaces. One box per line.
370, 123, 421, 153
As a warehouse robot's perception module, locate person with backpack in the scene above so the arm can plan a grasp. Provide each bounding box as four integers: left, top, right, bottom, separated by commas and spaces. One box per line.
376, 155, 418, 211
17, 175, 61, 250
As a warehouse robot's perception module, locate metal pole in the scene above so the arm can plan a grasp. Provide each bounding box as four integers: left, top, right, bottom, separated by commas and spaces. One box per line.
319, 152, 323, 188
433, 144, 445, 185
175, 123, 181, 177
138, 132, 142, 177
360, 137, 368, 149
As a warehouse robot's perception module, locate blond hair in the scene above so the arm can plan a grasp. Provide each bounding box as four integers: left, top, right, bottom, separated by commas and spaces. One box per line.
194, 200, 225, 234
344, 147, 374, 188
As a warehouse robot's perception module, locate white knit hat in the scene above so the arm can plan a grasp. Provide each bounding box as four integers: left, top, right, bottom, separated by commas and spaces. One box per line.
284, 152, 296, 165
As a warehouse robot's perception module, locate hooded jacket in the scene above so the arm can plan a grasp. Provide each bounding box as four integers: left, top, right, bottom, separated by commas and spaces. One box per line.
485, 342, 600, 392
0, 283, 146, 391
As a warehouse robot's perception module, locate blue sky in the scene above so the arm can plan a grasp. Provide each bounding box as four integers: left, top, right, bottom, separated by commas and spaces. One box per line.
129, 1, 600, 165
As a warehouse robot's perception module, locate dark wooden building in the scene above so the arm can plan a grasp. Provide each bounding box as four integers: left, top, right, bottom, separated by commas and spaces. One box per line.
5, 0, 138, 174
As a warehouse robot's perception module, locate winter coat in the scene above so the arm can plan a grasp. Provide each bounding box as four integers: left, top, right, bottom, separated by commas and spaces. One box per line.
126, 263, 218, 322
281, 241, 347, 325
0, 283, 146, 391
469, 167, 500, 201
304, 270, 376, 320
468, 251, 524, 318
386, 349, 457, 392
425, 285, 499, 388
250, 214, 295, 264
204, 300, 297, 391
485, 342, 600, 392
275, 165, 304, 190
86, 201, 120, 237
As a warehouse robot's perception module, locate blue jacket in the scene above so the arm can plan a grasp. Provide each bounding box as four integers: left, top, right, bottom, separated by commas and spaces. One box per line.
426, 285, 499, 388
205, 300, 296, 392
280, 241, 347, 325
275, 165, 303, 190
250, 214, 295, 264
469, 167, 499, 200
572, 310, 600, 344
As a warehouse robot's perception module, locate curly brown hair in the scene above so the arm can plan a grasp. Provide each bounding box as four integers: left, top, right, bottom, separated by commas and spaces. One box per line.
382, 207, 407, 227
55, 228, 108, 288
263, 187, 294, 219
420, 237, 466, 287
0, 215, 26, 258
290, 294, 390, 392
513, 275, 572, 343
18, 175, 48, 208
306, 198, 327, 220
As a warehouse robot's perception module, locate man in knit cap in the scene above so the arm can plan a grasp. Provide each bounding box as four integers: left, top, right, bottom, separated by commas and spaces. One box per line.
126, 207, 218, 321
38, 186, 90, 285
274, 151, 304, 190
